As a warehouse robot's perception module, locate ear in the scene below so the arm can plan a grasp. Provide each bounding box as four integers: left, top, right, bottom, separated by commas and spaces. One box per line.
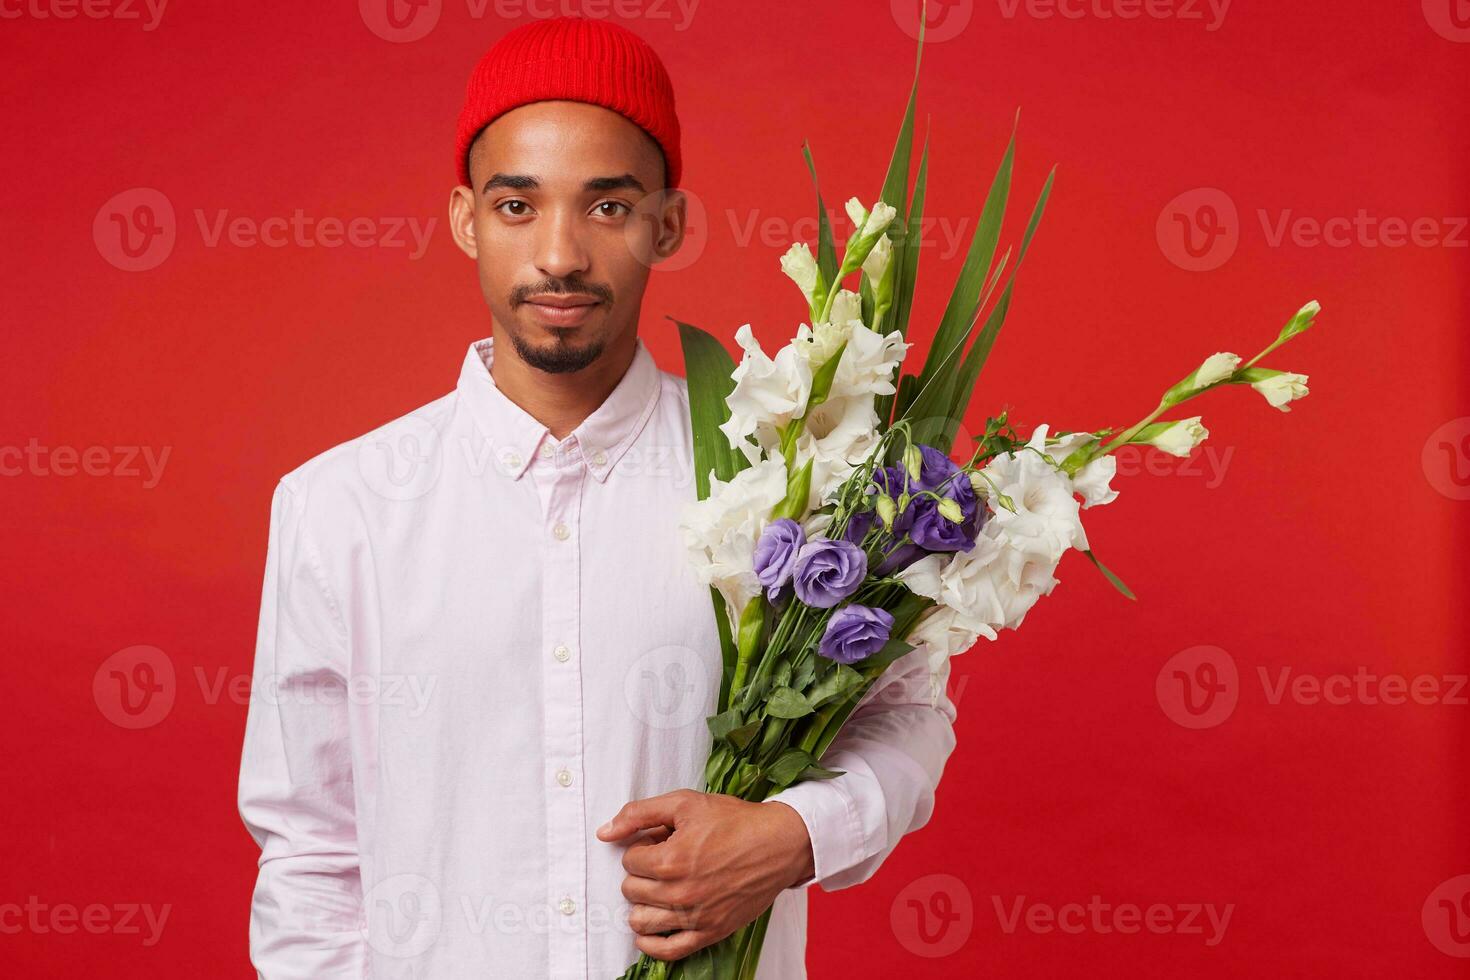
647, 189, 688, 265
448, 184, 478, 260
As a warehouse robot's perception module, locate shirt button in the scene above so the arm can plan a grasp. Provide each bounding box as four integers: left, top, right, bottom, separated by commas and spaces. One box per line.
553, 644, 571, 662
592, 450, 608, 467
555, 768, 573, 787
540, 443, 554, 458
552, 522, 570, 540
558, 897, 576, 916
504, 451, 522, 470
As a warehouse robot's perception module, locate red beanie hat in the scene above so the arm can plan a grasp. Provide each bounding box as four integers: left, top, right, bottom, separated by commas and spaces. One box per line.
455, 16, 682, 189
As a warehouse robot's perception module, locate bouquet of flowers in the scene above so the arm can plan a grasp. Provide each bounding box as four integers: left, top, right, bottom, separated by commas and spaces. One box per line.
616, 15, 1318, 980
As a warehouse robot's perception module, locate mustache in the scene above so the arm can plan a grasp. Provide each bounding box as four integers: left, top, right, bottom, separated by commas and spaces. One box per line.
510, 277, 614, 306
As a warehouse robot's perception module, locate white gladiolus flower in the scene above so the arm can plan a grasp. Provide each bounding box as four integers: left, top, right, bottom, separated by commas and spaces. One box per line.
678, 457, 789, 624
1043, 430, 1118, 509
795, 320, 850, 370
845, 197, 898, 239
862, 234, 892, 285
780, 243, 819, 305
828, 289, 862, 327
1194, 352, 1241, 388
1250, 371, 1309, 411
1147, 416, 1209, 457
718, 324, 813, 466
826, 320, 909, 401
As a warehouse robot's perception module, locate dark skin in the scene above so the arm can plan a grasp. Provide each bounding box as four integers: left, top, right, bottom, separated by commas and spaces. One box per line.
447, 101, 816, 960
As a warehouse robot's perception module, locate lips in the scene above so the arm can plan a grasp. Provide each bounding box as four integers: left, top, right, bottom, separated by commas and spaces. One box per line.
523, 294, 601, 327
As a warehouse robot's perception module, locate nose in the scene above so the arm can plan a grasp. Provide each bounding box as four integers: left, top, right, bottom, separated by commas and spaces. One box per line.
533, 207, 591, 282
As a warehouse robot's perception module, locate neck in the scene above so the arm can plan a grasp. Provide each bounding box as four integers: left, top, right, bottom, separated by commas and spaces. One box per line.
488, 328, 637, 440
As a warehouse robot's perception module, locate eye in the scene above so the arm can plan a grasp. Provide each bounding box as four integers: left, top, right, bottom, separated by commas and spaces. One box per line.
593, 200, 632, 218
495, 199, 533, 217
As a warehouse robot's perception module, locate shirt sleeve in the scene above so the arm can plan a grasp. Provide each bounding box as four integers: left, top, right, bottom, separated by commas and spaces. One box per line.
237, 479, 366, 978
766, 643, 958, 892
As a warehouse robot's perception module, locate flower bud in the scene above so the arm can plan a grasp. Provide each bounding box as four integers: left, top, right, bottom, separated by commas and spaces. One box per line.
1143, 416, 1209, 457
1249, 370, 1309, 411
780, 243, 819, 304
937, 497, 963, 523
903, 445, 923, 482
876, 494, 897, 529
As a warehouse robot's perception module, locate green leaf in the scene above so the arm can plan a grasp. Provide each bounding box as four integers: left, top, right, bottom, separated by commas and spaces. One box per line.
807, 663, 864, 710
677, 319, 750, 711
852, 635, 915, 674
676, 319, 748, 498
934, 166, 1056, 453
802, 143, 839, 298
706, 707, 745, 741
726, 720, 762, 752
1083, 548, 1136, 601
680, 947, 716, 980
765, 686, 814, 719
907, 118, 1017, 413
799, 764, 846, 782
764, 747, 819, 789
878, 135, 929, 429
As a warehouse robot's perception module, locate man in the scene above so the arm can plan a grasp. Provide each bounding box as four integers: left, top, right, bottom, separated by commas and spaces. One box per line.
238, 15, 957, 979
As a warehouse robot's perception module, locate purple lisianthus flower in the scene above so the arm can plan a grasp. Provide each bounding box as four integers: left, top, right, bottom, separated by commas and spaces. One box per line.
907, 471, 985, 552
754, 518, 805, 600
818, 603, 895, 664
791, 537, 868, 608
912, 444, 961, 491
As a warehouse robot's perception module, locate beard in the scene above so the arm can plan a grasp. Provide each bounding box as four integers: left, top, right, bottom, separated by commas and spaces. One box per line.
503, 322, 607, 374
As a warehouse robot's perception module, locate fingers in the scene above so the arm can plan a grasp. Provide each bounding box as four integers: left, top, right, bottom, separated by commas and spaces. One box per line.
596, 789, 695, 842
626, 902, 699, 937
635, 928, 716, 962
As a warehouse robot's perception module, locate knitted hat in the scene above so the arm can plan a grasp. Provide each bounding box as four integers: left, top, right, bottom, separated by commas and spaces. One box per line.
455, 16, 682, 189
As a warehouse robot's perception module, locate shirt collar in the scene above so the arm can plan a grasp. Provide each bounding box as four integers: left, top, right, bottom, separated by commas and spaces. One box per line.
457, 334, 662, 483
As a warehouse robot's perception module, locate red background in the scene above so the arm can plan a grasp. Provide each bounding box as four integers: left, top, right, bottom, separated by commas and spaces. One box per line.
3, 0, 1467, 976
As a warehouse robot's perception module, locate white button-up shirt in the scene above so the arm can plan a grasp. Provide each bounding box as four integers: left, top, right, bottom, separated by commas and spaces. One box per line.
238, 334, 957, 979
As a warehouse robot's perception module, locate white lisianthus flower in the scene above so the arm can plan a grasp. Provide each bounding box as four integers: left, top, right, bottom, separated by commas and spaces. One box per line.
1147, 416, 1209, 457
718, 324, 813, 466
678, 457, 789, 624
1250, 371, 1309, 411
779, 243, 819, 306
1193, 352, 1241, 388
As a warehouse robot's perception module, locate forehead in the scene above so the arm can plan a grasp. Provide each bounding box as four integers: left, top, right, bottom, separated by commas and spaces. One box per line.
471, 100, 663, 187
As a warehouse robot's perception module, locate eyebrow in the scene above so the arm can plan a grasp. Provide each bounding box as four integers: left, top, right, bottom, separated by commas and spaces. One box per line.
481, 173, 647, 195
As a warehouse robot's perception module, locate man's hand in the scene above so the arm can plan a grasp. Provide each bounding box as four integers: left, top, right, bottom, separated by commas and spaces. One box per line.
595, 789, 815, 961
